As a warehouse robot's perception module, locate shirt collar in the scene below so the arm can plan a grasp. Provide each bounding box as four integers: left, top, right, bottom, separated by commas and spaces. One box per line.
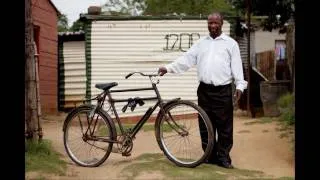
207, 33, 228, 41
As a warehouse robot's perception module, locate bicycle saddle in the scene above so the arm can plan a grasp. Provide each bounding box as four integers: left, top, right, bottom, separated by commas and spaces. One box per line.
95, 82, 118, 91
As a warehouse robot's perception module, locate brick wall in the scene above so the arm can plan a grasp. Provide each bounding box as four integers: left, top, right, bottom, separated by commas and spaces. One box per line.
32, 0, 58, 114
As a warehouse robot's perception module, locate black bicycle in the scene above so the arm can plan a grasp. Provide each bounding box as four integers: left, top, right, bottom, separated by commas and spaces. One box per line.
62, 71, 214, 168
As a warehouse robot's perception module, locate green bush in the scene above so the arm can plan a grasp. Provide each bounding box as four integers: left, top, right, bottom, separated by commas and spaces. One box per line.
277, 93, 295, 126
25, 139, 66, 175
280, 107, 295, 125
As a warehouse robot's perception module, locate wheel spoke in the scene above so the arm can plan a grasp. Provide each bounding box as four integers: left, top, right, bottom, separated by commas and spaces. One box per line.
63, 106, 114, 167
157, 101, 213, 167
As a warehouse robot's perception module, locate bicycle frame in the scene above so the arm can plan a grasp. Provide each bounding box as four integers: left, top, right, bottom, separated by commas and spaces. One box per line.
108, 82, 163, 139
87, 75, 171, 143
84, 72, 188, 145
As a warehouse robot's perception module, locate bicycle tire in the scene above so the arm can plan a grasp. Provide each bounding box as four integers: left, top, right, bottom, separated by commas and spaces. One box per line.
155, 100, 214, 168
63, 105, 116, 167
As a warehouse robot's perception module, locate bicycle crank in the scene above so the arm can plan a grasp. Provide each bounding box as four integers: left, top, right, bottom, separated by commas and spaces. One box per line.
120, 136, 133, 156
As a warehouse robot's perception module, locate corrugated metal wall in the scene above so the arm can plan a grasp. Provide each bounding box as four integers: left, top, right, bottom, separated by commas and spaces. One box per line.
236, 32, 257, 111
88, 19, 230, 118
236, 32, 255, 81
59, 41, 87, 109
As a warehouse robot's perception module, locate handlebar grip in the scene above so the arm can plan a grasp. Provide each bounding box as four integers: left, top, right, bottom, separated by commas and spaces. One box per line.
125, 72, 134, 79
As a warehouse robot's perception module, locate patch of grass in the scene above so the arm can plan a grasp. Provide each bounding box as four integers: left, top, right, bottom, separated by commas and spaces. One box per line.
118, 153, 294, 180
25, 139, 66, 175
98, 122, 176, 143
279, 133, 289, 138
115, 124, 135, 132
279, 108, 295, 126
244, 121, 259, 125
248, 177, 294, 180
143, 123, 179, 132
275, 121, 294, 138
277, 93, 293, 109
98, 124, 137, 136
33, 175, 46, 180
277, 177, 295, 180
277, 93, 295, 126
244, 117, 275, 125
113, 123, 175, 133
275, 127, 287, 132
98, 121, 183, 136
275, 93, 295, 156
276, 121, 295, 153
237, 130, 251, 133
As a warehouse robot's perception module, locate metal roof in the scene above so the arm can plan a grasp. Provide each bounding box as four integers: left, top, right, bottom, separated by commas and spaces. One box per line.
79, 14, 238, 21
58, 31, 85, 42
58, 31, 85, 36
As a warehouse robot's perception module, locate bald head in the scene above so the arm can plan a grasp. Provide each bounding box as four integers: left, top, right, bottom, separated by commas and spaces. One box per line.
208, 12, 223, 25
207, 12, 223, 38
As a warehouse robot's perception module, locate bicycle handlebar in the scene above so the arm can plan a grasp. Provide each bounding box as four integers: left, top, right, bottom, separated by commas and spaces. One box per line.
125, 71, 159, 79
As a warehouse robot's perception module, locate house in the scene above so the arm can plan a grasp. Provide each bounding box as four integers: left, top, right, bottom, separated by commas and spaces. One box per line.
31, 0, 60, 114
255, 29, 286, 53
236, 25, 290, 117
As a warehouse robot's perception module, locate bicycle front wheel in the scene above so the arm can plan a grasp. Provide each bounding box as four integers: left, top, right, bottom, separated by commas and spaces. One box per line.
155, 100, 214, 168
63, 105, 116, 167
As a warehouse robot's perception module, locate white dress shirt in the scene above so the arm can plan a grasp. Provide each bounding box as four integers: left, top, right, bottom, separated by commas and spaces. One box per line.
165, 33, 248, 92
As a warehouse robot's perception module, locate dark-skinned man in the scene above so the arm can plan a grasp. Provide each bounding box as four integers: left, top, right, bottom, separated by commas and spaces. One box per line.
158, 11, 247, 169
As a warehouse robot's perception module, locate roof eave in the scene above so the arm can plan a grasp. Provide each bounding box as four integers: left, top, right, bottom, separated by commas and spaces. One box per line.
49, 0, 61, 16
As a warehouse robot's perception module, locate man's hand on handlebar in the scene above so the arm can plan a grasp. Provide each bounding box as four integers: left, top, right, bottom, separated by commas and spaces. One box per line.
158, 67, 167, 76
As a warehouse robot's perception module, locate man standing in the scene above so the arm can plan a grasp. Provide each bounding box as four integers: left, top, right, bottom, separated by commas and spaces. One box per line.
158, 12, 247, 169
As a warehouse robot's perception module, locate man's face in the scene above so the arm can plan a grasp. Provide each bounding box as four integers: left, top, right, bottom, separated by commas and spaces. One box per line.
207, 15, 223, 37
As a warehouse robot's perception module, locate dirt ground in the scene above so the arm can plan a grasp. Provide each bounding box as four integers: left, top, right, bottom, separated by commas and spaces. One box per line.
26, 110, 295, 179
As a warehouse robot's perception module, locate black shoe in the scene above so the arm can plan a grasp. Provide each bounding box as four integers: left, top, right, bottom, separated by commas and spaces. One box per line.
217, 161, 234, 169
204, 158, 218, 165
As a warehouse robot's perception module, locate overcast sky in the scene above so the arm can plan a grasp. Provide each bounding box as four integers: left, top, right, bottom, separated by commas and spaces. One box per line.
51, 0, 107, 26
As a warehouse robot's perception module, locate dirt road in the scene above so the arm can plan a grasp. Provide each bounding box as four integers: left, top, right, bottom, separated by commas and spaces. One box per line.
26, 110, 295, 179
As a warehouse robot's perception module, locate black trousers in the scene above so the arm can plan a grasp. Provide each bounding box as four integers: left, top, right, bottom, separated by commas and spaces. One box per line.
197, 82, 233, 163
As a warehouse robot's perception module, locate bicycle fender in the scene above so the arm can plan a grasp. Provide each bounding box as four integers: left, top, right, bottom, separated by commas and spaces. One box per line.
62, 104, 117, 140
62, 104, 96, 132
155, 98, 181, 123
164, 98, 181, 107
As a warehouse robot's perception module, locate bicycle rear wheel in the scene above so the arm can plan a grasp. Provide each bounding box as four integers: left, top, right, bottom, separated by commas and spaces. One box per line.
63, 105, 116, 167
155, 100, 214, 168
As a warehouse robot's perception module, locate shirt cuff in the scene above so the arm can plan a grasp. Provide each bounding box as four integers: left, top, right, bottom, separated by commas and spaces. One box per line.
235, 79, 248, 92
164, 64, 174, 73
236, 84, 246, 93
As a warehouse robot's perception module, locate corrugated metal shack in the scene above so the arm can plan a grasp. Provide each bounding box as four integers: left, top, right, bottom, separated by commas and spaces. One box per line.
59, 14, 235, 121
59, 12, 278, 120
58, 31, 86, 111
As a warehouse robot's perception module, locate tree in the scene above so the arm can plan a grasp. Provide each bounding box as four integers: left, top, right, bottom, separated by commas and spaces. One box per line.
25, 0, 40, 141
58, 14, 69, 32
143, 0, 236, 16
102, 0, 146, 16
231, 0, 295, 31
100, 0, 236, 17
69, 18, 85, 32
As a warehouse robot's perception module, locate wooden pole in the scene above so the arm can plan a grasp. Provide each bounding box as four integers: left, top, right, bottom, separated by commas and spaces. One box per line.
25, 0, 39, 140
246, 0, 252, 117
286, 15, 295, 94
34, 41, 43, 141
